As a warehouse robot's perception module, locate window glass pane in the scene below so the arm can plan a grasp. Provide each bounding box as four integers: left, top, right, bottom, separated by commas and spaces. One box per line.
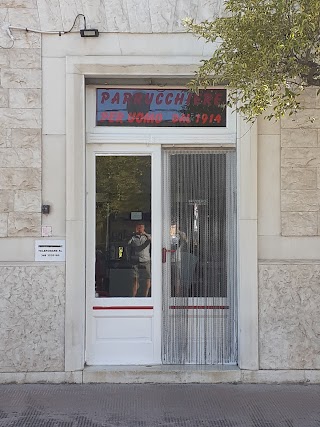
95, 156, 151, 298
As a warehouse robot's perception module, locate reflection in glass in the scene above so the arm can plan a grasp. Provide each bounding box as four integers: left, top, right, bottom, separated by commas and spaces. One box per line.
95, 156, 151, 298
169, 153, 227, 298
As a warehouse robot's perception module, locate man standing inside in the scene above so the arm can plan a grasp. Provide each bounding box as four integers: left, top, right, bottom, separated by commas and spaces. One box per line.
127, 223, 151, 297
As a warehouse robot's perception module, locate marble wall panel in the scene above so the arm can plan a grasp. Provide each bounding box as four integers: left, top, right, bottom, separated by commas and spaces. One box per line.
195, 0, 223, 22
0, 35, 13, 52
125, 0, 152, 32
0, 0, 228, 35
9, 88, 41, 109
8, 212, 41, 236
0, 190, 13, 212
59, 0, 85, 30
0, 5, 41, 240
81, 0, 108, 32
298, 88, 320, 109
8, 8, 40, 29
0, 213, 8, 236
0, 265, 65, 372
0, 50, 9, 66
281, 168, 317, 190
281, 190, 320, 212
0, 108, 40, 128
11, 128, 41, 149
281, 129, 318, 148
281, 109, 320, 129
172, 0, 199, 31
0, 168, 41, 190
280, 88, 320, 236
281, 148, 320, 168
281, 212, 318, 236
102, 0, 130, 32
9, 31, 41, 49
36, 0, 63, 31
1, 69, 41, 89
0, 128, 11, 147
8, 48, 41, 69
28, 0, 226, 32
259, 263, 320, 369
0, 7, 7, 20
0, 0, 230, 43
0, 87, 9, 107
14, 190, 41, 212
0, 0, 37, 7
149, 0, 176, 33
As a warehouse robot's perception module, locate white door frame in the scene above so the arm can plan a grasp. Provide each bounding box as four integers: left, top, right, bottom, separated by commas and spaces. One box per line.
85, 143, 162, 365
65, 56, 258, 371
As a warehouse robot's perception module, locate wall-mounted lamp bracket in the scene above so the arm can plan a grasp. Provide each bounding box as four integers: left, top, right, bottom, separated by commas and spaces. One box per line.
80, 29, 99, 37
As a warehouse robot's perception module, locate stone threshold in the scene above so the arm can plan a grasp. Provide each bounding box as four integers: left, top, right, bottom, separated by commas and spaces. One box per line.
83, 365, 240, 383
0, 367, 320, 384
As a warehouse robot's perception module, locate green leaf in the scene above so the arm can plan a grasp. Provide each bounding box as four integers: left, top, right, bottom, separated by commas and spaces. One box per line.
184, 0, 320, 120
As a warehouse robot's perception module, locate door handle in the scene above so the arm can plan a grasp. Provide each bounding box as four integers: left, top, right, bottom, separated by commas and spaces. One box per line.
162, 247, 176, 263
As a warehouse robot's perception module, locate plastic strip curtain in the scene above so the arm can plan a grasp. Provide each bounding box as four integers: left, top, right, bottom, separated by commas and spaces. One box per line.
162, 149, 237, 365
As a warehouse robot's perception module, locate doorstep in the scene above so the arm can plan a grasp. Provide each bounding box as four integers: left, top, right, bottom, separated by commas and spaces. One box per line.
83, 365, 241, 383
1, 368, 320, 384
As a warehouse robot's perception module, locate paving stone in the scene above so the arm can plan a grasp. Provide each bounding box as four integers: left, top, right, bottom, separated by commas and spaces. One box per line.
0, 384, 319, 426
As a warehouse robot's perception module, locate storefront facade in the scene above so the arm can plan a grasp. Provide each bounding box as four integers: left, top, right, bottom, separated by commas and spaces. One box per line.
0, 1, 320, 383
67, 53, 255, 374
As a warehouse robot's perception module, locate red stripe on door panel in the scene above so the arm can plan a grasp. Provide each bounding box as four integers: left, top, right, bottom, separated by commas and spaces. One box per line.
93, 306, 154, 310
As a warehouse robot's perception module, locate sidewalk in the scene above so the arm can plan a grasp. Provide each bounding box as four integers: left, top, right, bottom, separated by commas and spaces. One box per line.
0, 383, 319, 426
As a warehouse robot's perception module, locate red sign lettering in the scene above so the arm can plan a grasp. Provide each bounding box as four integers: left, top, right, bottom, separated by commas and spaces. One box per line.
97, 88, 227, 127
156, 93, 164, 105
101, 92, 110, 104
165, 93, 173, 105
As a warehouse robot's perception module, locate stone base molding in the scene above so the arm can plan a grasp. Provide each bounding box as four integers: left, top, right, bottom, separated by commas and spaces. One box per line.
0, 371, 82, 384
1, 369, 320, 384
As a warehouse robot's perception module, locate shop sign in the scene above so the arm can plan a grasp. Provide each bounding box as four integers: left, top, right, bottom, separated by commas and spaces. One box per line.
96, 88, 227, 127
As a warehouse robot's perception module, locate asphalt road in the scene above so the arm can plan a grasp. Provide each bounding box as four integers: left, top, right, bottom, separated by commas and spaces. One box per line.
0, 383, 319, 426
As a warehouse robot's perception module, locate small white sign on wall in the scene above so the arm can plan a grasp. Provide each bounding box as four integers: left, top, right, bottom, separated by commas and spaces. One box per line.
35, 240, 65, 262
41, 226, 52, 237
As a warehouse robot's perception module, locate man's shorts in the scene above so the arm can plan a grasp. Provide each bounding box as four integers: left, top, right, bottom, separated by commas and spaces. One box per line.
132, 262, 151, 280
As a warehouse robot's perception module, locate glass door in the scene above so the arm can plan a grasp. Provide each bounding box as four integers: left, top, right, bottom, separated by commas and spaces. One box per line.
162, 149, 237, 364
86, 144, 162, 365
95, 155, 152, 299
